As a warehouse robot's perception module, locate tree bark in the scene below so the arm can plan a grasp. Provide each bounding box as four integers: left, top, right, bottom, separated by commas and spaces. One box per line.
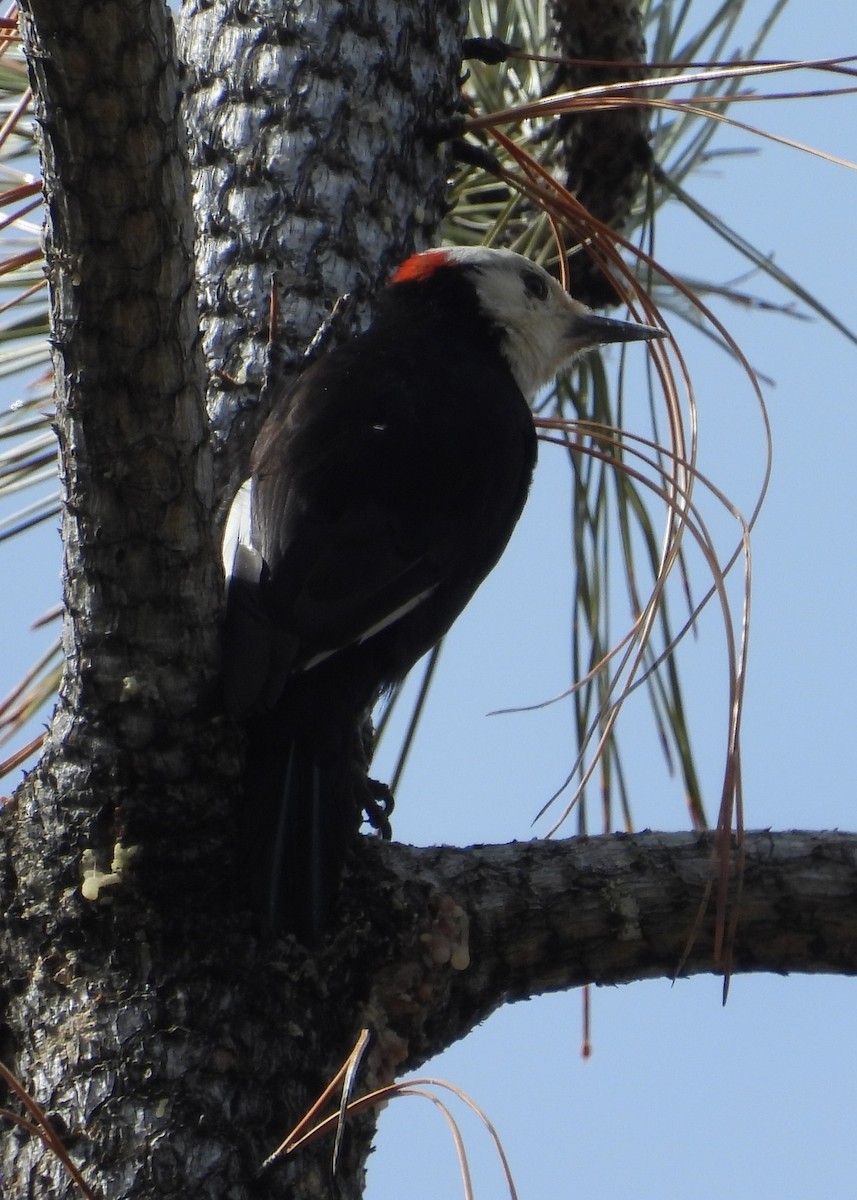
354, 829, 857, 1071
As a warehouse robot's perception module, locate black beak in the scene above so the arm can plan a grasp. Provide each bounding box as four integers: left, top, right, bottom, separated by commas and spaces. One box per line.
572, 312, 668, 346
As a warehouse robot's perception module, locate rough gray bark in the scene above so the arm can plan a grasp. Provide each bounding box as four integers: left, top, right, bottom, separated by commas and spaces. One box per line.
4, 819, 857, 1196
2, 1, 855, 1198
9, 0, 226, 923
362, 829, 857, 1068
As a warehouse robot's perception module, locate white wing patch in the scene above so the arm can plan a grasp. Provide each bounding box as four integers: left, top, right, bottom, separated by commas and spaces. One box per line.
222, 479, 254, 582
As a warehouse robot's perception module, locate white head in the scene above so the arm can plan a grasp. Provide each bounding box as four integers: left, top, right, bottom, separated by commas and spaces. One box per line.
398, 246, 666, 401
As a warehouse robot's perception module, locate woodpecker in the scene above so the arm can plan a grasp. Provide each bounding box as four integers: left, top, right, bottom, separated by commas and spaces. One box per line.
222, 245, 665, 942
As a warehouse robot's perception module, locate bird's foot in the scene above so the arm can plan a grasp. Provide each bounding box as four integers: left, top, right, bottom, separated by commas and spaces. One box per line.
364, 778, 395, 840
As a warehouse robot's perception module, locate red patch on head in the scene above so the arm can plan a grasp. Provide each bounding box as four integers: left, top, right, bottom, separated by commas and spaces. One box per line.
389, 249, 452, 286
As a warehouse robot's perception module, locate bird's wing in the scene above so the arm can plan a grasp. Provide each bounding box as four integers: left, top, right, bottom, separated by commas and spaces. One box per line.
253, 477, 446, 664
223, 339, 533, 715
223, 483, 446, 714
222, 372, 457, 712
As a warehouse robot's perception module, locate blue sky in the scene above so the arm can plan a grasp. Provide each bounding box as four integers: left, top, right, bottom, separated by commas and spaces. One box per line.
2, 2, 855, 1197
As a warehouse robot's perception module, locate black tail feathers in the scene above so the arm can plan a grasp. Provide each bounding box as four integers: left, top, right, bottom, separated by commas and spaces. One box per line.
240, 707, 361, 944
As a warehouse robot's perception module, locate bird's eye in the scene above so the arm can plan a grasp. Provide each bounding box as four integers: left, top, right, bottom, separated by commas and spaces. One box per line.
522, 271, 549, 301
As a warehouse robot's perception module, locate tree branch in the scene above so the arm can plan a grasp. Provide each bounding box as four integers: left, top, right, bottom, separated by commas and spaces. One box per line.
353, 830, 857, 1072
14, 0, 230, 934
20, 0, 216, 728
549, 0, 653, 306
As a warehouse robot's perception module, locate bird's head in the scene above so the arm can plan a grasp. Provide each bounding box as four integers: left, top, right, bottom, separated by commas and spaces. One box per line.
391, 246, 666, 401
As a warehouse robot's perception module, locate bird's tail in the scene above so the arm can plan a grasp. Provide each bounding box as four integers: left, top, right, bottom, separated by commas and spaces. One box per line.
240, 703, 361, 943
